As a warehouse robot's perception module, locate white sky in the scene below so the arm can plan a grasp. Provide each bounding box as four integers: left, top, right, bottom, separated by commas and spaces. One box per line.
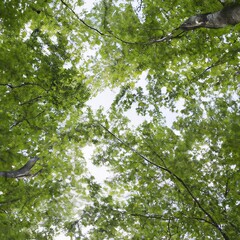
55, 81, 182, 240
55, 71, 183, 240
55, 0, 183, 239
84, 72, 183, 188
55, 1, 103, 239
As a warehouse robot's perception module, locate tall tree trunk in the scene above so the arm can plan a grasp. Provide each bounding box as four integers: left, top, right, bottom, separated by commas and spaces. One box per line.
180, 4, 240, 30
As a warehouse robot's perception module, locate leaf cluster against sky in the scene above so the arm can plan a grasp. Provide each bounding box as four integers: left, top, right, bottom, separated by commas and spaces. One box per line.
0, 0, 240, 239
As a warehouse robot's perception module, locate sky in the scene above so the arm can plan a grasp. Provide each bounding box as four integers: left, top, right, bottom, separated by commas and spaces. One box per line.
55, 1, 104, 239
55, 75, 183, 240
55, 0, 182, 239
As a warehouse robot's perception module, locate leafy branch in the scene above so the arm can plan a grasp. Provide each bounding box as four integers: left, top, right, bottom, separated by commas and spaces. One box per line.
60, 0, 106, 36
0, 82, 47, 91
10, 110, 45, 129
98, 123, 230, 240
59, 0, 185, 45
60, 1, 240, 46
130, 212, 215, 227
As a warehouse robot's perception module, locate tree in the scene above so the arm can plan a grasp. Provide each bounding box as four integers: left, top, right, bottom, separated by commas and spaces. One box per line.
0, 157, 40, 178
1, 0, 240, 239
63, 0, 240, 239
0, 0, 90, 238
180, 4, 240, 30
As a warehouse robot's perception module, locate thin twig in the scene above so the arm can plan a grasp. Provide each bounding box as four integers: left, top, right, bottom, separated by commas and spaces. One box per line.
60, 0, 106, 36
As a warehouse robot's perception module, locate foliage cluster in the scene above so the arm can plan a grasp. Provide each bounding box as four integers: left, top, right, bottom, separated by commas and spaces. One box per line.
0, 0, 240, 239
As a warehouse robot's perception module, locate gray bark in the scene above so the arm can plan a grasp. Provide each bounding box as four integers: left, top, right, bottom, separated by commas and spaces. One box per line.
180, 4, 240, 30
0, 157, 40, 178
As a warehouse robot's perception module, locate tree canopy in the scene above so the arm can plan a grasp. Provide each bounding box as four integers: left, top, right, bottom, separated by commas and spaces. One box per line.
0, 0, 240, 239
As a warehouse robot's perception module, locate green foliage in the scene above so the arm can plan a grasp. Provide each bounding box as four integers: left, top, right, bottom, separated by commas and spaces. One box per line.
0, 0, 89, 238
1, 0, 240, 239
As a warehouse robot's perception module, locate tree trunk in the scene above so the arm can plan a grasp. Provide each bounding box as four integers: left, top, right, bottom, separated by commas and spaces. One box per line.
180, 4, 240, 30
0, 157, 40, 178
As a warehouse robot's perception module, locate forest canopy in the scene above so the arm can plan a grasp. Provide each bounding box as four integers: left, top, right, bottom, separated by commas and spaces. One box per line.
0, 0, 240, 239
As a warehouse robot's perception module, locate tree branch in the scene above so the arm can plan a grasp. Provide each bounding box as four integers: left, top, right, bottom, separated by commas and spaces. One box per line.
131, 212, 215, 227
217, 0, 225, 7
60, 0, 106, 36
99, 123, 230, 240
0, 157, 40, 178
60, 0, 240, 47
59, 0, 184, 45
0, 82, 47, 91
180, 4, 240, 30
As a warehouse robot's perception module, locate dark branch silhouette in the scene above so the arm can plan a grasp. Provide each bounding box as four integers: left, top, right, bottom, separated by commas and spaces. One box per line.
0, 157, 40, 178
60, 0, 106, 36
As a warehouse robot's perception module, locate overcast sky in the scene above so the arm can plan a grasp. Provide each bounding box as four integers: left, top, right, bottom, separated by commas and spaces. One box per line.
55, 0, 183, 239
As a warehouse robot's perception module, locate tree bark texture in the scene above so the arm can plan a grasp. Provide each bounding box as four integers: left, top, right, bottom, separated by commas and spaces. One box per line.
0, 157, 39, 178
180, 4, 240, 30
